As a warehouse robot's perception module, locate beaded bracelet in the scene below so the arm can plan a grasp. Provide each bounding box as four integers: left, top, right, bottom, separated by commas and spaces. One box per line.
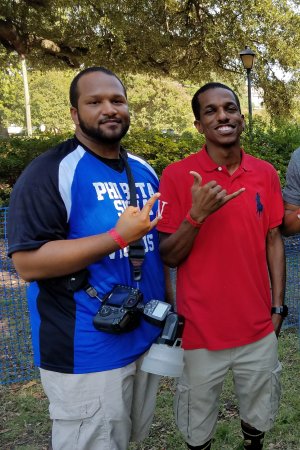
108, 228, 128, 249
185, 212, 205, 229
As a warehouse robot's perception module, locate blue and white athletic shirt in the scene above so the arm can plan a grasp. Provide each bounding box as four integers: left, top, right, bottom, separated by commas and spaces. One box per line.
8, 137, 165, 374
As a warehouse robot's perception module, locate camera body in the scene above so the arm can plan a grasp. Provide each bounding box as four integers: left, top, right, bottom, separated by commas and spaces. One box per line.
93, 285, 143, 333
93, 284, 172, 334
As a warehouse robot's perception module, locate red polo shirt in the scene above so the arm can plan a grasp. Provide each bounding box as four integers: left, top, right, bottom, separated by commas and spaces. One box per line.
157, 146, 284, 350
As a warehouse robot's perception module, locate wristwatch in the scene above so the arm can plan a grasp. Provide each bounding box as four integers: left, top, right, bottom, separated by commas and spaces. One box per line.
271, 305, 288, 318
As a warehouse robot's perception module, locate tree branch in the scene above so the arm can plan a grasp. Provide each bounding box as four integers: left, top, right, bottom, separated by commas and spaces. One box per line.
0, 19, 27, 55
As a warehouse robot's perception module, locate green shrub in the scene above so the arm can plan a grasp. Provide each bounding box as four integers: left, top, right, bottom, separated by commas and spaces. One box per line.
241, 118, 300, 185
1, 120, 300, 206
123, 129, 204, 175
0, 133, 71, 206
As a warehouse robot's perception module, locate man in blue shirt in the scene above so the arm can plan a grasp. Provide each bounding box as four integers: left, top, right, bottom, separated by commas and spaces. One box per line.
8, 67, 166, 450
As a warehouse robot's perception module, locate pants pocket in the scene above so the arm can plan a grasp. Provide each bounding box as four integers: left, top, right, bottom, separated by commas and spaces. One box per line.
50, 398, 109, 450
49, 398, 101, 420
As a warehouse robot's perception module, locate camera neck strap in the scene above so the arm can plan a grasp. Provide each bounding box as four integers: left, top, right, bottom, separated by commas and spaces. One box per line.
120, 149, 145, 282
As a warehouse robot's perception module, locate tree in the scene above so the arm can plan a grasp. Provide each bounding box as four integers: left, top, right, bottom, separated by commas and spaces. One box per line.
0, 53, 25, 131
0, 0, 300, 117
29, 69, 74, 132
125, 74, 194, 133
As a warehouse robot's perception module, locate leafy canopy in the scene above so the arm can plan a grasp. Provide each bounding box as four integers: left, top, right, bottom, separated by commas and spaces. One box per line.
1, 0, 300, 116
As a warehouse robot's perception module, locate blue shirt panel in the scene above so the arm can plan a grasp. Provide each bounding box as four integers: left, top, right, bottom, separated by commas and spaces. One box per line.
65, 150, 165, 372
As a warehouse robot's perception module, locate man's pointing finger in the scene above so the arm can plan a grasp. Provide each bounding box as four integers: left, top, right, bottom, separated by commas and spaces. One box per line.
140, 193, 161, 218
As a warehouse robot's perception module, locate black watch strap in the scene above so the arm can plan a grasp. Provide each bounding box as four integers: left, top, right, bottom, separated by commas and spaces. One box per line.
271, 305, 288, 318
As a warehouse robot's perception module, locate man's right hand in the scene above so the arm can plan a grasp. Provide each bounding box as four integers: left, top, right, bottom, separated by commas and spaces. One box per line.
189, 171, 245, 223
115, 193, 161, 243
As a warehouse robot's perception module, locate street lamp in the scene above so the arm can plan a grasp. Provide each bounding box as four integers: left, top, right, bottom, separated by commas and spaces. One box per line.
239, 46, 255, 137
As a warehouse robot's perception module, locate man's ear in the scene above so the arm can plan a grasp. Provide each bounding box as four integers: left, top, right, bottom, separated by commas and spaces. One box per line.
194, 119, 203, 134
241, 114, 245, 131
70, 106, 79, 126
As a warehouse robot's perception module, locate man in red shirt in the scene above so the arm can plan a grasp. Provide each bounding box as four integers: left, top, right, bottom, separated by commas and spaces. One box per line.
157, 83, 286, 450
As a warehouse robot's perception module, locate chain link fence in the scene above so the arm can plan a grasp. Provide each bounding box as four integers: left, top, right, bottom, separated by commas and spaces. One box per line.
1, 207, 299, 385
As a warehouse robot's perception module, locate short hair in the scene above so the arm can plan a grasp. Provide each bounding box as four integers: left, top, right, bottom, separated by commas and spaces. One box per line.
191, 82, 241, 120
69, 66, 127, 108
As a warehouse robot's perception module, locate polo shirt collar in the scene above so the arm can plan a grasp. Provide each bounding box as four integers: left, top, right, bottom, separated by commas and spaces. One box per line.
197, 145, 253, 173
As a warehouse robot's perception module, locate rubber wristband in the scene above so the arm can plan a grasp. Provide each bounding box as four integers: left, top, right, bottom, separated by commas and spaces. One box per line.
185, 212, 205, 228
108, 228, 128, 249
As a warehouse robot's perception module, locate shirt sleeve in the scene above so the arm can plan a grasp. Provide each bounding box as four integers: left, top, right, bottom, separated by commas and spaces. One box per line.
157, 165, 191, 234
7, 153, 68, 257
282, 148, 300, 206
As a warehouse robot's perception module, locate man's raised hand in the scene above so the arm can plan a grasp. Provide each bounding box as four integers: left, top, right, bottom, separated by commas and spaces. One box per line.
115, 193, 161, 243
189, 171, 245, 222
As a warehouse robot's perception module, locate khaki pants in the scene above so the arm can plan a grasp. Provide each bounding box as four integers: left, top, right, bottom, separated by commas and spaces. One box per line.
40, 354, 160, 450
175, 333, 282, 447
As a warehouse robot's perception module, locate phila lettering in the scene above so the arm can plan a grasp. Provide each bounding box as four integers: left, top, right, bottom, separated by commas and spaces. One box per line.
93, 181, 156, 216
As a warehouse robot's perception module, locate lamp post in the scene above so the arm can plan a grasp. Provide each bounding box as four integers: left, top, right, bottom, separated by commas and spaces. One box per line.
239, 46, 255, 138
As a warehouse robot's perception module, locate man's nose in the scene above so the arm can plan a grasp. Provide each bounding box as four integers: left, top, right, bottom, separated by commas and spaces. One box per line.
101, 100, 117, 116
216, 108, 228, 121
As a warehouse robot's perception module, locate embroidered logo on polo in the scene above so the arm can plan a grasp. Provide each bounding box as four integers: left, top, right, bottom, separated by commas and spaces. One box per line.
256, 193, 263, 216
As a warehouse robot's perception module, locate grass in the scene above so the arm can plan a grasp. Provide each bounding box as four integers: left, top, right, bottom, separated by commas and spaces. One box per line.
0, 329, 299, 450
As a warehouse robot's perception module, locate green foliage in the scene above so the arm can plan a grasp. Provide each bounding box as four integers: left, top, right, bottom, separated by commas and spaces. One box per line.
1, 1, 300, 117
125, 74, 194, 134
123, 129, 203, 175
0, 65, 76, 133
1, 118, 300, 206
0, 69, 197, 136
241, 117, 300, 185
0, 56, 25, 128
0, 133, 70, 205
28, 69, 75, 132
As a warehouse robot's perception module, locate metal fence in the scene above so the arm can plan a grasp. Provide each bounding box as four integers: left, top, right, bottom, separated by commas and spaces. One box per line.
0, 208, 39, 384
1, 207, 299, 385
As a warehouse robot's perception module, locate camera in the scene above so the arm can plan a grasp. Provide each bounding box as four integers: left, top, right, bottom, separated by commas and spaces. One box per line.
93, 285, 144, 333
93, 284, 173, 334
93, 284, 185, 377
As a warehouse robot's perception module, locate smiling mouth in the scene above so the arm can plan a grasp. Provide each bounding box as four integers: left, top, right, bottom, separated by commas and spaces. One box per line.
100, 118, 121, 125
215, 125, 235, 134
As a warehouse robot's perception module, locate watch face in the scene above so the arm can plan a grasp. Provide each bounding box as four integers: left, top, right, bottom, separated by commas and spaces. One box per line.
272, 306, 288, 317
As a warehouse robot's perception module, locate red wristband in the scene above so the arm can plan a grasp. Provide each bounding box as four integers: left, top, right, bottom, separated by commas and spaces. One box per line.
108, 229, 128, 249
185, 212, 205, 228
